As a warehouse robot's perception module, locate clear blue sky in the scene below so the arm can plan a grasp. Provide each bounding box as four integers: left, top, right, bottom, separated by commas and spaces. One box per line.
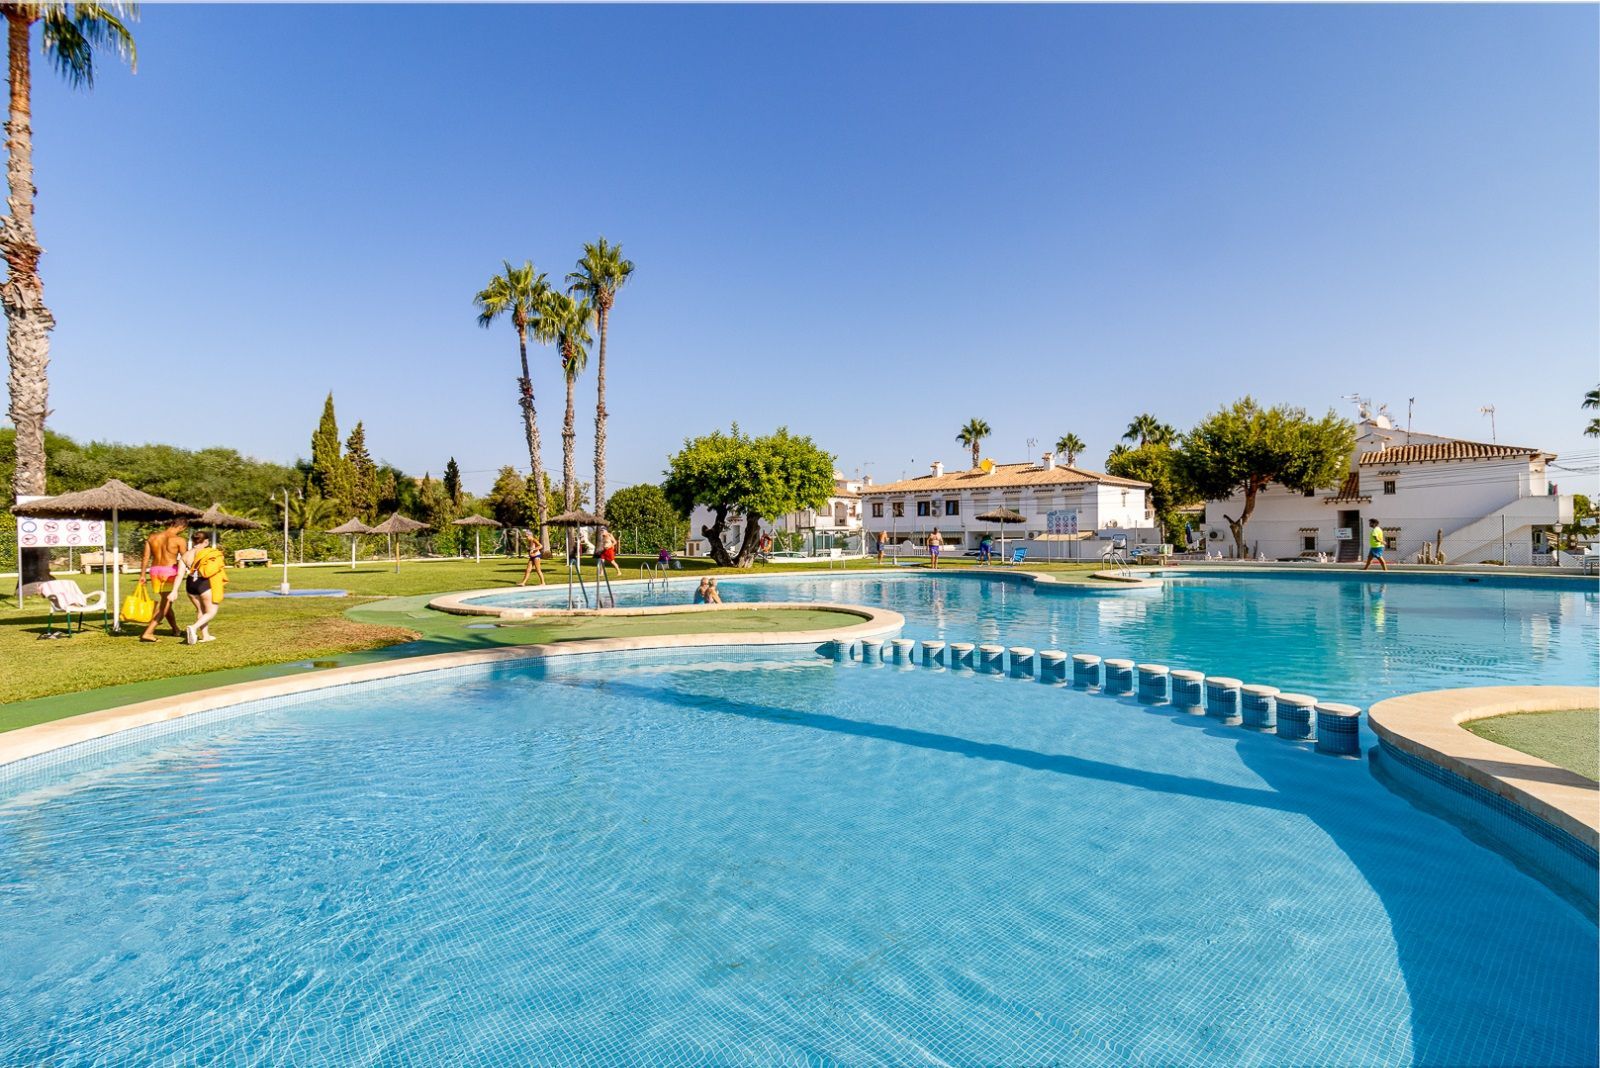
14, 3, 1599, 494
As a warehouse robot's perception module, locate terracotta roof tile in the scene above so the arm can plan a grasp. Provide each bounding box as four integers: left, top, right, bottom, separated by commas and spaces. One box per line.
862, 462, 1149, 494
1358, 441, 1546, 466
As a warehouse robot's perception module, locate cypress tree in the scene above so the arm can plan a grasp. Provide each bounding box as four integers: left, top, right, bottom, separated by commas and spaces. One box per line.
309, 393, 350, 504
345, 421, 377, 520
443, 457, 462, 507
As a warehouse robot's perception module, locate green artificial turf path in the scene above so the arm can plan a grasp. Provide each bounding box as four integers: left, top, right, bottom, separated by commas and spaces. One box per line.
1465, 710, 1600, 784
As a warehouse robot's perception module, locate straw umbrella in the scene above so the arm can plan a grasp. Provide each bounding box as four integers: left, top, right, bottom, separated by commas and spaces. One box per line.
452, 515, 502, 564
368, 513, 429, 573
975, 506, 1028, 564
547, 509, 605, 608
13, 479, 202, 632
198, 502, 262, 554
327, 518, 373, 570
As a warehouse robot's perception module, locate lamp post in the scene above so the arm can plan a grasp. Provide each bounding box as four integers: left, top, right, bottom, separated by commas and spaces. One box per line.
280, 489, 292, 595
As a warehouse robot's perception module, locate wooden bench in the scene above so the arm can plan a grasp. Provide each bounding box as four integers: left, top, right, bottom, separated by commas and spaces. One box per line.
233, 548, 270, 567
77, 551, 133, 574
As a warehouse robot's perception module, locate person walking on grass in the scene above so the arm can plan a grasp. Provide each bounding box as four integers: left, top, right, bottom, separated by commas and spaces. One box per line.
928, 529, 944, 567
520, 532, 546, 586
876, 530, 887, 564
1363, 518, 1389, 572
139, 519, 190, 642
598, 527, 620, 580
181, 532, 225, 645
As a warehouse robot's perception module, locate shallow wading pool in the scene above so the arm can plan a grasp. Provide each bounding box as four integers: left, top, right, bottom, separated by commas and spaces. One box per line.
1, 572, 1596, 1065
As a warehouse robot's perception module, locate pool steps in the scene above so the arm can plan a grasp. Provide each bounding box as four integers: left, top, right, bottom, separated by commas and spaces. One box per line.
817, 638, 1361, 756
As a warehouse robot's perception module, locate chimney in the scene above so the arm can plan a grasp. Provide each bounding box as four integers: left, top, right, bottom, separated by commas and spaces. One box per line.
931, 461, 944, 478
1043, 452, 1056, 471
862, 474, 873, 487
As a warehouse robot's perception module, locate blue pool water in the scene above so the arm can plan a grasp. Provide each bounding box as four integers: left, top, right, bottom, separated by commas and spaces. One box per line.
1, 573, 1596, 1065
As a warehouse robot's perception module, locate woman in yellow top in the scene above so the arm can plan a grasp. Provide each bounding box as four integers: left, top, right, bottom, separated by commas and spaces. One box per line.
181, 531, 227, 644
1363, 519, 1388, 572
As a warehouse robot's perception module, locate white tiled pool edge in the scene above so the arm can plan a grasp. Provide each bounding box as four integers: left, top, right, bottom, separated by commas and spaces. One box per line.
0, 602, 904, 772
1367, 686, 1599, 850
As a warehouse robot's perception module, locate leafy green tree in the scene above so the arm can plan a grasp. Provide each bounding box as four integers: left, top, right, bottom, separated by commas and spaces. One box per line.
3, 2, 136, 503
1105, 444, 1197, 543
663, 426, 836, 567
605, 483, 688, 555
1174, 397, 1355, 557
956, 418, 990, 470
1584, 385, 1599, 438
566, 237, 634, 520
443, 457, 462, 507
475, 260, 553, 538
486, 465, 534, 530
1054, 433, 1084, 466
535, 289, 594, 512
308, 393, 349, 504
1123, 414, 1176, 447
344, 421, 376, 520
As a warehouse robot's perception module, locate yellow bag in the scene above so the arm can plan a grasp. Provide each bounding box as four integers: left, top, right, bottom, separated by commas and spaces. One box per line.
121, 580, 155, 625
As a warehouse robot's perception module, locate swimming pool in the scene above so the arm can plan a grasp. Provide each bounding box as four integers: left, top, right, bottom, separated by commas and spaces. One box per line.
2, 572, 1596, 1064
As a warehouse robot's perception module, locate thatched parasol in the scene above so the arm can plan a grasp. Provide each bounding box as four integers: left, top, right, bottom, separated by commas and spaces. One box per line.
452, 515, 502, 563
545, 510, 609, 609
198, 502, 262, 531
369, 513, 429, 572
547, 510, 605, 527
328, 518, 374, 570
975, 507, 1028, 563
14, 480, 203, 632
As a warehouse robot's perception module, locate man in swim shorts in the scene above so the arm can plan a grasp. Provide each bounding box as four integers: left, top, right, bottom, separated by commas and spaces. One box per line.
139, 519, 189, 641
928, 528, 943, 567
597, 527, 619, 579
1363, 518, 1388, 572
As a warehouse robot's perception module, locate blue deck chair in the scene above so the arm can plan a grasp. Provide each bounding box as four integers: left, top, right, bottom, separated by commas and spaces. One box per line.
1005, 547, 1027, 566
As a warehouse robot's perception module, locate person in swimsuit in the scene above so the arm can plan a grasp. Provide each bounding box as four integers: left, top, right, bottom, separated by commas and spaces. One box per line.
181, 531, 221, 645
139, 519, 189, 642
876, 530, 887, 564
520, 532, 546, 586
598, 528, 619, 579
693, 577, 710, 604
704, 577, 723, 604
928, 529, 943, 567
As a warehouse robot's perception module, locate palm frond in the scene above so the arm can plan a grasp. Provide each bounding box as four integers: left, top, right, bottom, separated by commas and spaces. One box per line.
41, 3, 138, 89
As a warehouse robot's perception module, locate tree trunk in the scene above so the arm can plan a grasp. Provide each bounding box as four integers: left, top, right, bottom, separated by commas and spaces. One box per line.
2, 9, 53, 503
593, 301, 609, 520
732, 515, 765, 568
702, 504, 733, 567
561, 351, 577, 512
515, 325, 549, 544
1224, 478, 1261, 558
971, 441, 980, 469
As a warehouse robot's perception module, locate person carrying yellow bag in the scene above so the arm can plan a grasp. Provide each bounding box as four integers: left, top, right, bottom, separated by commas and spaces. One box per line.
121, 580, 155, 625
180, 532, 226, 645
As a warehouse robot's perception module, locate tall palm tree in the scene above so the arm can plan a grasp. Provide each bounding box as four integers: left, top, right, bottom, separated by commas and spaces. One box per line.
2, 2, 136, 503
474, 260, 553, 540
956, 418, 991, 470
565, 237, 633, 521
1054, 433, 1085, 466
1123, 414, 1176, 447
536, 290, 594, 511
1584, 385, 1599, 438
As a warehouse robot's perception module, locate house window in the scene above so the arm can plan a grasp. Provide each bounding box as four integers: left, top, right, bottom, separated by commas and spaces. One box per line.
892, 502, 904, 518
1383, 480, 1397, 496
1385, 529, 1400, 551
1120, 491, 1128, 507
1302, 534, 1317, 552
916, 501, 931, 517
945, 500, 959, 516
871, 502, 883, 518
1304, 487, 1316, 498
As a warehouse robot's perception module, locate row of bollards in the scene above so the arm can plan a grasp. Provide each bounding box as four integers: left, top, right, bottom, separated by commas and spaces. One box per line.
820, 637, 1362, 757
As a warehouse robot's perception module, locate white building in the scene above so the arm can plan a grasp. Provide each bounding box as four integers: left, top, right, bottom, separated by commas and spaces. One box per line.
685, 474, 863, 557
858, 455, 1154, 556
1200, 416, 1573, 564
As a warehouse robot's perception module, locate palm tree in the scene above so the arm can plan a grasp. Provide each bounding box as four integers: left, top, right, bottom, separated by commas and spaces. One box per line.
1123, 414, 1176, 447
273, 492, 339, 564
1054, 433, 1085, 466
956, 418, 991, 470
475, 260, 553, 540
536, 290, 594, 511
2, 3, 135, 503
1107, 443, 1131, 465
566, 238, 633, 520
1584, 385, 1599, 438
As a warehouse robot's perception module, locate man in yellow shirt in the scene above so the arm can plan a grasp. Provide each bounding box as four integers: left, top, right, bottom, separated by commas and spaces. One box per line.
1363, 518, 1389, 572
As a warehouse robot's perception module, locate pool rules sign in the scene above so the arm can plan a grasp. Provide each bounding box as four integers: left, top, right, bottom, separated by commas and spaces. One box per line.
17, 517, 106, 548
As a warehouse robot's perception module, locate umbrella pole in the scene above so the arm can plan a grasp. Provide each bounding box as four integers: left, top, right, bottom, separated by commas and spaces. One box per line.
110, 508, 122, 634
475, 529, 481, 564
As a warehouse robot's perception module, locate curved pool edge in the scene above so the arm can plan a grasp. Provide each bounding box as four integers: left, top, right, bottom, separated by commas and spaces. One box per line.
1367, 686, 1599, 851
0, 602, 905, 774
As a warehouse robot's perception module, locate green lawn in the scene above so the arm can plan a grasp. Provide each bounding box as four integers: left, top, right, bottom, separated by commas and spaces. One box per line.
1465, 710, 1599, 783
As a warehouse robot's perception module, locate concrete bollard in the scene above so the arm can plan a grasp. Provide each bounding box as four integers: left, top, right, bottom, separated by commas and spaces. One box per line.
1315, 703, 1362, 756
888, 638, 915, 664
948, 642, 975, 669
1137, 664, 1170, 704
1170, 670, 1205, 714
858, 637, 883, 663
1039, 649, 1068, 681
822, 639, 851, 661
978, 644, 1007, 674
1275, 693, 1318, 741
1072, 653, 1102, 688
1008, 647, 1036, 678
1240, 685, 1281, 731
1103, 658, 1135, 695
1204, 677, 1242, 724
920, 640, 946, 666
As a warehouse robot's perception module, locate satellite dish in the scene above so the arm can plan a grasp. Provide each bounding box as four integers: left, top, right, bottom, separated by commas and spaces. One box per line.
980, 458, 995, 473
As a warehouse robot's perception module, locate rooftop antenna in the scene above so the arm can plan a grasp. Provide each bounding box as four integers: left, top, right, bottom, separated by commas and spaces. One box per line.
1025, 436, 1038, 460
1406, 397, 1415, 438
1479, 405, 1497, 443
1342, 393, 1373, 421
